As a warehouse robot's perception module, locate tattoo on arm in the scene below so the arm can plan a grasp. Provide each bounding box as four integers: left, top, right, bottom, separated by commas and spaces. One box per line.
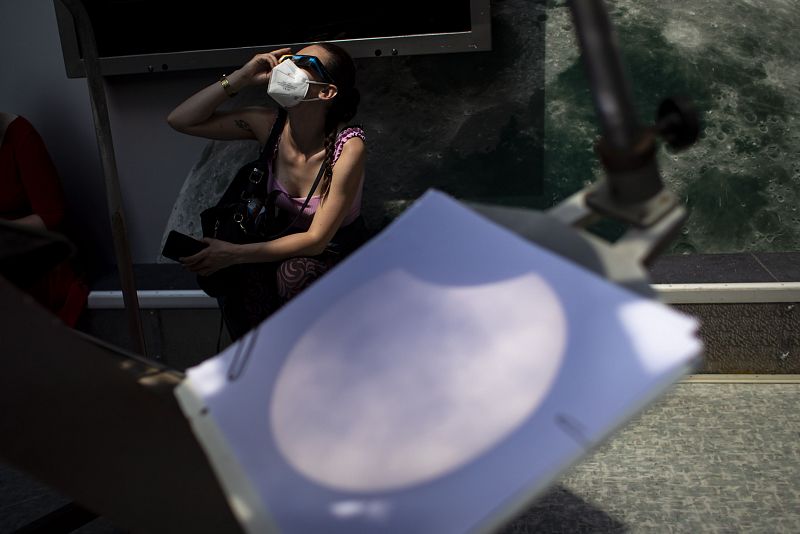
235, 119, 252, 132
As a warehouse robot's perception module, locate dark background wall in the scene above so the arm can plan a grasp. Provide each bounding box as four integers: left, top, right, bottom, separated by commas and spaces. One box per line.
355, 0, 546, 224
2, 0, 798, 275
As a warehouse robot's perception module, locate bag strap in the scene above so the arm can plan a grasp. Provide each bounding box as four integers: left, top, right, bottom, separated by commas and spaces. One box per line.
258, 108, 287, 164
237, 108, 288, 202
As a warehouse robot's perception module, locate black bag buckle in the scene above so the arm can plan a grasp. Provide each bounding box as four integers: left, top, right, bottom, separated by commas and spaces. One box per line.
233, 212, 248, 234
248, 167, 265, 184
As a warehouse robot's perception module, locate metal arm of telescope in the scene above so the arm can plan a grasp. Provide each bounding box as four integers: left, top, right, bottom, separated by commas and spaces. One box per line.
466, 1, 700, 298
58, 0, 148, 357
546, 0, 699, 273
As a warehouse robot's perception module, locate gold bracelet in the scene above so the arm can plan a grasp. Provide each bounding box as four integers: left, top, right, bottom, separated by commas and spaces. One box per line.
219, 74, 237, 97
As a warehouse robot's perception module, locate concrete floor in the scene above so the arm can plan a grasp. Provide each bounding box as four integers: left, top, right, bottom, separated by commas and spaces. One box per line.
502, 381, 800, 533
2, 382, 799, 533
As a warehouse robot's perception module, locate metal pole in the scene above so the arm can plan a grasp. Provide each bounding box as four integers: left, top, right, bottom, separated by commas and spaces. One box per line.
568, 0, 639, 149
567, 0, 664, 206
59, 0, 148, 356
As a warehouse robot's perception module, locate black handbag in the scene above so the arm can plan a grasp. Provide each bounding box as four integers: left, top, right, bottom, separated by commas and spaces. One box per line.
197, 109, 330, 297
199, 109, 285, 247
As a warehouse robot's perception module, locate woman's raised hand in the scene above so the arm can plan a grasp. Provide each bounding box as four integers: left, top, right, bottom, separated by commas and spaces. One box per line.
238, 47, 293, 86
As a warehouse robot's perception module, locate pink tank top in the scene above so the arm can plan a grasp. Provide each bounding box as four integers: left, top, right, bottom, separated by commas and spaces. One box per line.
267, 126, 365, 229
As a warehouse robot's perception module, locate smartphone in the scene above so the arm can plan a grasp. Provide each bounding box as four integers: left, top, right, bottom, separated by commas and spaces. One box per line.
162, 230, 208, 262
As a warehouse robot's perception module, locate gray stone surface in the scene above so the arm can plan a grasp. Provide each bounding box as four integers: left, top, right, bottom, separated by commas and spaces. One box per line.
543, 0, 800, 253
3, 383, 798, 532
500, 383, 800, 533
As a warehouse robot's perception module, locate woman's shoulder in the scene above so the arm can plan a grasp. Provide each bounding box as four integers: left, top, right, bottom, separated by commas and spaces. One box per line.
0, 113, 18, 144
333, 124, 366, 164
2, 113, 28, 133
0, 112, 20, 125
1, 115, 36, 146
337, 123, 366, 140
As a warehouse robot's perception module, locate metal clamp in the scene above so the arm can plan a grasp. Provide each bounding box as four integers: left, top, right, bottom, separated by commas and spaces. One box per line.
227, 327, 261, 380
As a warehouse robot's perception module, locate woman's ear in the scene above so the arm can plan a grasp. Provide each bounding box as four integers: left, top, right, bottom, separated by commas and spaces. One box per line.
319, 83, 339, 101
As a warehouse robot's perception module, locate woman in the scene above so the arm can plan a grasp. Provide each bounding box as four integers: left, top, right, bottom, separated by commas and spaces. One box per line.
167, 43, 368, 340
0, 112, 90, 327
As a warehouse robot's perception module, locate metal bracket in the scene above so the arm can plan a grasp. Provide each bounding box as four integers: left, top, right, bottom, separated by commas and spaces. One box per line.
546, 186, 687, 298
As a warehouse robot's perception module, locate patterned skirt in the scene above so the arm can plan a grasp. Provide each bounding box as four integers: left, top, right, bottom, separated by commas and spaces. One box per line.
219, 216, 370, 341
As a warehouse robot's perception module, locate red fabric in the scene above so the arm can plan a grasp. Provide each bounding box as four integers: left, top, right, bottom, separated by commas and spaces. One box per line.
0, 116, 65, 229
23, 262, 90, 328
1, 115, 89, 327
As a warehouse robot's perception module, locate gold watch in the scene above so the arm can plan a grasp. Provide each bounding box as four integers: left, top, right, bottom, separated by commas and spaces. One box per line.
219, 74, 237, 97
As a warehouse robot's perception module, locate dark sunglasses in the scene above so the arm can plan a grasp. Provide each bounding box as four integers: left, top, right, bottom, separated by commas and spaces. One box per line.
279, 54, 335, 84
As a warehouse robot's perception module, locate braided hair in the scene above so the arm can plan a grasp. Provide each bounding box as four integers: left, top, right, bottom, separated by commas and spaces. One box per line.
317, 43, 360, 200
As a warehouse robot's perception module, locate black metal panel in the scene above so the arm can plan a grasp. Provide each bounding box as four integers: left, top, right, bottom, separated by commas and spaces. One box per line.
53, 0, 492, 77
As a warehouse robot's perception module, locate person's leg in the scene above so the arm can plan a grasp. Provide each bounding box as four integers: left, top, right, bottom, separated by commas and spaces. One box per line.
224, 257, 335, 341
218, 294, 250, 342
239, 263, 282, 333
215, 264, 279, 342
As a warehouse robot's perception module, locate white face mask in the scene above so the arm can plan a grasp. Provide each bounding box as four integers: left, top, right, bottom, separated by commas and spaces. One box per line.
267, 59, 329, 108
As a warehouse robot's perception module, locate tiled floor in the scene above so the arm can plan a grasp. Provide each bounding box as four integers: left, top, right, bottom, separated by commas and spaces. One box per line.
502, 382, 800, 533
2, 382, 799, 533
